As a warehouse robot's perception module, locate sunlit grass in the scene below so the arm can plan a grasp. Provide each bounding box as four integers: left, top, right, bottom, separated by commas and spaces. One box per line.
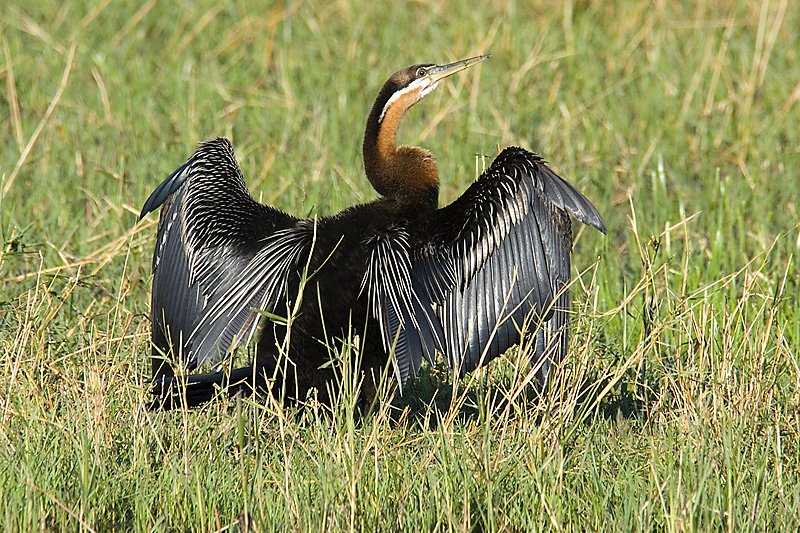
1, 0, 798, 530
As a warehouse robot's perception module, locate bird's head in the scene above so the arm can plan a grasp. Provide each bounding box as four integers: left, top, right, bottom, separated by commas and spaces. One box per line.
364, 55, 489, 205
375, 55, 491, 127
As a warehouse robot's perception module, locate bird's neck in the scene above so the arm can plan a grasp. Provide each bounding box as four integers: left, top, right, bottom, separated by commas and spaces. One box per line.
363, 90, 439, 211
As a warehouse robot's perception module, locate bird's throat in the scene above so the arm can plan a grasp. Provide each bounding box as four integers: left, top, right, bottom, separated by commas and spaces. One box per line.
364, 93, 439, 207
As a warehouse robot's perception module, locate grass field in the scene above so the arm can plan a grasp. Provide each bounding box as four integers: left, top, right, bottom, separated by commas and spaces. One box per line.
2, 0, 799, 530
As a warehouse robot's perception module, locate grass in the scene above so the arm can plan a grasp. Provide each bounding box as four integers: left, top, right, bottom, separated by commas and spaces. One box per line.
1, 0, 799, 530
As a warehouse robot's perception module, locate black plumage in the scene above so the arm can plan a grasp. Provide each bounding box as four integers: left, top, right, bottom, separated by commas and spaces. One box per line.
141, 56, 606, 409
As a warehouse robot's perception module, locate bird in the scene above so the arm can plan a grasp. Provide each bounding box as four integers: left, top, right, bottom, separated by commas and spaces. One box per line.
140, 55, 606, 409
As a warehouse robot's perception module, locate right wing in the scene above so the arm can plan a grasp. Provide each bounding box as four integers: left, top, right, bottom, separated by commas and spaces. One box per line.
142, 138, 312, 370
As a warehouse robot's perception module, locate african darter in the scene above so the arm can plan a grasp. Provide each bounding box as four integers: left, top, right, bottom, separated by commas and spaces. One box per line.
139, 55, 606, 409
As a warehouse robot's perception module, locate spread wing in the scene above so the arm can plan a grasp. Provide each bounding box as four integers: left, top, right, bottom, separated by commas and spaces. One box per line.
141, 138, 312, 370
363, 146, 606, 390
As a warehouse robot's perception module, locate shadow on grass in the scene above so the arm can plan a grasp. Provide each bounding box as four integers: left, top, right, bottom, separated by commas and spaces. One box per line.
385, 361, 657, 431
147, 347, 658, 436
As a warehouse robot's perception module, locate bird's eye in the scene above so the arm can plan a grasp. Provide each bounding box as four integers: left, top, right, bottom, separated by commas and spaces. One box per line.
416, 67, 427, 77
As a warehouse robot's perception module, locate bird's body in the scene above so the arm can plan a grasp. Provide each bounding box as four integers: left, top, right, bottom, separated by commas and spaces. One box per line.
141, 57, 606, 409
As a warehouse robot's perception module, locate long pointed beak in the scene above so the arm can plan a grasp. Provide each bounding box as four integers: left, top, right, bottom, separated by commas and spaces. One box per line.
428, 54, 490, 84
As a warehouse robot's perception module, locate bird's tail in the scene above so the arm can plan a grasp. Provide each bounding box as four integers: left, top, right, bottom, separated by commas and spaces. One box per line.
149, 366, 263, 410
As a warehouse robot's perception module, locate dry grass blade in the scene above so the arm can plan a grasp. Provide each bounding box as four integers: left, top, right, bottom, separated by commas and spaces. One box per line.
3, 41, 76, 197
2, 38, 24, 153
111, 0, 157, 46
23, 480, 99, 533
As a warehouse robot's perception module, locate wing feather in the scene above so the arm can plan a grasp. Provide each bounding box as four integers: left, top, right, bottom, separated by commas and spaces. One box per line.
411, 146, 605, 381
361, 226, 445, 393
142, 138, 310, 369
358, 146, 604, 391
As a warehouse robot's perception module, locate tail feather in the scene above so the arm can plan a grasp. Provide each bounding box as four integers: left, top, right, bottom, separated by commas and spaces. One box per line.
149, 366, 264, 410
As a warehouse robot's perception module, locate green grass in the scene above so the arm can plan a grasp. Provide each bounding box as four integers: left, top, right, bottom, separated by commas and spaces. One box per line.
2, 0, 799, 530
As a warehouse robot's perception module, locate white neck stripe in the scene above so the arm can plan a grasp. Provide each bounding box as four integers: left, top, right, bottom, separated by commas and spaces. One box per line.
378, 78, 437, 124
